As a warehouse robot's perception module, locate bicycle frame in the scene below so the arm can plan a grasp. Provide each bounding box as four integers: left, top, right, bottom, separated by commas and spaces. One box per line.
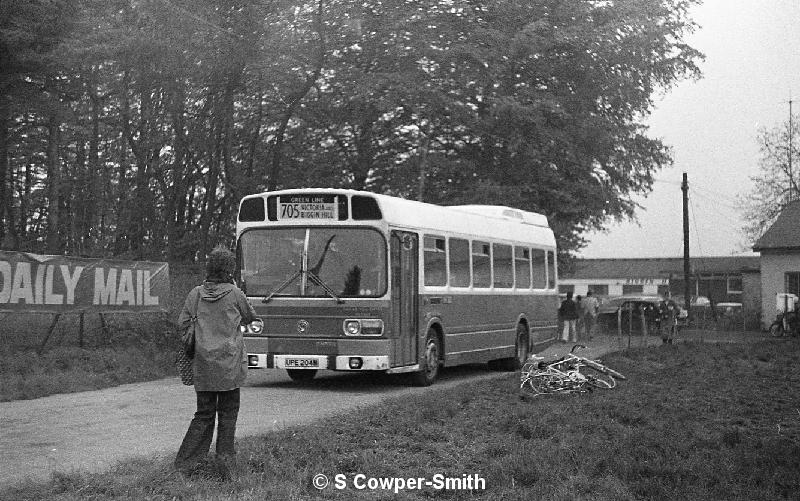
520, 346, 624, 396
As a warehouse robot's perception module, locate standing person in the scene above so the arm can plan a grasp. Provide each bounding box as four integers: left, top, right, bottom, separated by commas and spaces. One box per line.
175, 245, 257, 477
582, 291, 599, 340
558, 291, 579, 343
661, 300, 679, 344
575, 295, 584, 340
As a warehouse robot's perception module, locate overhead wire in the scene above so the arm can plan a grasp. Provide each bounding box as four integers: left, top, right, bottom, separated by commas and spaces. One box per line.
688, 195, 744, 238
689, 190, 744, 222
690, 185, 741, 208
688, 194, 705, 258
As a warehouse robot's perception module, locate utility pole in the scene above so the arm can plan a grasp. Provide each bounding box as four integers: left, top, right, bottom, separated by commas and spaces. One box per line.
682, 173, 691, 318
790, 98, 794, 201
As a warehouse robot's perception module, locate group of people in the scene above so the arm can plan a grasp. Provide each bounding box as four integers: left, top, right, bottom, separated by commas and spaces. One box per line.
558, 291, 681, 344
558, 290, 599, 342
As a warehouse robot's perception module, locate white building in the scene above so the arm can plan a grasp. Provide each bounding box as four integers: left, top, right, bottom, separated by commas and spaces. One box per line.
752, 200, 800, 328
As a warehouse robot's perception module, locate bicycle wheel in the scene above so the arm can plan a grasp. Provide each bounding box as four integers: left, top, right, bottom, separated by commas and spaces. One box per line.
523, 374, 553, 395
769, 322, 784, 338
580, 358, 626, 380
585, 373, 616, 389
530, 372, 570, 394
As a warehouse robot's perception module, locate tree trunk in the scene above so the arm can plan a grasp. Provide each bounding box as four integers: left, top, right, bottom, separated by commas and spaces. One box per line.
86, 73, 101, 254
129, 78, 152, 258
45, 113, 62, 253
246, 89, 263, 179
268, 0, 325, 191
114, 70, 132, 256
0, 96, 9, 247
166, 83, 187, 261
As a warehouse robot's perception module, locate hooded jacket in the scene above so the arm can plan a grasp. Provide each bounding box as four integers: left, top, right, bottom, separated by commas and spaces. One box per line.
178, 281, 257, 391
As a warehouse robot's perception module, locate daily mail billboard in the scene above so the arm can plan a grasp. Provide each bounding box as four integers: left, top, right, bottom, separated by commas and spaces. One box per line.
0, 251, 169, 312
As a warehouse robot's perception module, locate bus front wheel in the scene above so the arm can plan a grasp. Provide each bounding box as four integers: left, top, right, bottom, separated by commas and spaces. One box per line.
412, 329, 441, 387
287, 369, 317, 381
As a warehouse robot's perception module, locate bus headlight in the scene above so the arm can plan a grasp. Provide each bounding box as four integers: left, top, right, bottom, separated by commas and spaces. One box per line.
242, 318, 264, 335
344, 320, 361, 335
343, 319, 383, 336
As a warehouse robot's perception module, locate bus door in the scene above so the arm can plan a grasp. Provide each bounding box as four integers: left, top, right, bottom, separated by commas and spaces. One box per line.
390, 231, 419, 367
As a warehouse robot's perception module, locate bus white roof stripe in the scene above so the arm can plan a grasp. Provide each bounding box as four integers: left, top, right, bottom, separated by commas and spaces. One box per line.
372, 194, 555, 247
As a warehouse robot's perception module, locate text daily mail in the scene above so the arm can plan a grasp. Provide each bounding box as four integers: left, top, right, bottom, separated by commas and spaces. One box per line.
0, 263, 160, 307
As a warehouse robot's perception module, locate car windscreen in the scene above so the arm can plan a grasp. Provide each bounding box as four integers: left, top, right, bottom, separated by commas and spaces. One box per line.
239, 227, 387, 298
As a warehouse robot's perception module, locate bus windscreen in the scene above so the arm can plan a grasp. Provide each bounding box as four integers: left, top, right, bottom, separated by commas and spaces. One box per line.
239, 228, 387, 298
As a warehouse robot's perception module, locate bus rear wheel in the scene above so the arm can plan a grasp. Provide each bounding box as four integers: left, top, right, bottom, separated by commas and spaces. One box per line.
491, 323, 529, 371
287, 369, 317, 381
411, 329, 441, 386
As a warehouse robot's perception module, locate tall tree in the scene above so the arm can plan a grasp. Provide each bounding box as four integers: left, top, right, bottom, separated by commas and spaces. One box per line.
0, 0, 77, 250
0, 0, 704, 259
740, 114, 800, 244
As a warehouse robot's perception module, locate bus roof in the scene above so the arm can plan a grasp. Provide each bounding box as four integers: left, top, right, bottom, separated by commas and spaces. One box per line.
239, 189, 556, 248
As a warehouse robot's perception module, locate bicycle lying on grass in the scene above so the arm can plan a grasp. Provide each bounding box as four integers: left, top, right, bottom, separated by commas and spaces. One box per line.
520, 344, 626, 396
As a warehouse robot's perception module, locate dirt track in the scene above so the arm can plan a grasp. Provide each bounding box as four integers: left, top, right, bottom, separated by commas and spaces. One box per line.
0, 333, 744, 486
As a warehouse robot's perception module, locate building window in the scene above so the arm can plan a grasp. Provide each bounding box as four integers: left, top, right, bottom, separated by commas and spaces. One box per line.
623, 284, 643, 295
423, 235, 446, 286
559, 284, 574, 295
785, 272, 800, 297
587, 284, 608, 296
727, 276, 743, 294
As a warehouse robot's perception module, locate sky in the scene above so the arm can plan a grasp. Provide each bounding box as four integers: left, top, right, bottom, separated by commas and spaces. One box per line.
579, 0, 800, 259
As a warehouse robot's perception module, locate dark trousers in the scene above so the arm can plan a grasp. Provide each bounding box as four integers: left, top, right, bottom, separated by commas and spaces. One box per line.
175, 388, 240, 471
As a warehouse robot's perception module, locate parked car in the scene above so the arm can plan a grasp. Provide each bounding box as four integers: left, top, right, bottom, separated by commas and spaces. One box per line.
597, 295, 664, 332
715, 302, 742, 316
597, 295, 687, 333
671, 295, 711, 308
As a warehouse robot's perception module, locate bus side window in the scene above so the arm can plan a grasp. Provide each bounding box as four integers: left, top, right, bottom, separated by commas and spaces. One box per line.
547, 251, 557, 289
473, 241, 491, 288
493, 243, 513, 288
531, 249, 546, 289
515, 246, 531, 289
449, 238, 471, 287
423, 235, 446, 286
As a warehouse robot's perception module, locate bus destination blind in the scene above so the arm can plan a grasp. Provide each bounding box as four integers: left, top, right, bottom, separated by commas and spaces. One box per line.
278, 195, 338, 220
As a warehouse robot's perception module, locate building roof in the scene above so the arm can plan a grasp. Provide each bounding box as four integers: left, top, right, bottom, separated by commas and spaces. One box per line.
753, 200, 800, 251
561, 256, 760, 280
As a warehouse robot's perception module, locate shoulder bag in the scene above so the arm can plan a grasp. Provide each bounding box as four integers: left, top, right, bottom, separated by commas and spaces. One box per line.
175, 288, 201, 386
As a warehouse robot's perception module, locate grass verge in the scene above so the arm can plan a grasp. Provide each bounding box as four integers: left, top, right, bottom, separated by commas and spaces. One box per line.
0, 263, 203, 401
0, 341, 179, 402
3, 340, 800, 500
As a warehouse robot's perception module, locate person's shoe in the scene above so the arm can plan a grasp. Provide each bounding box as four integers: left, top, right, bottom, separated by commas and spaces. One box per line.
214, 454, 237, 482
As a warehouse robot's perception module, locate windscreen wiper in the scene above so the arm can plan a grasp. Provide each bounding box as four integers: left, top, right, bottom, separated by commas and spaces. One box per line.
262, 269, 301, 303
306, 270, 344, 304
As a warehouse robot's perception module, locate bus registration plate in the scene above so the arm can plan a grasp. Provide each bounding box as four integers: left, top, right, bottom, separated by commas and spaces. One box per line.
285, 358, 319, 368
275, 355, 326, 369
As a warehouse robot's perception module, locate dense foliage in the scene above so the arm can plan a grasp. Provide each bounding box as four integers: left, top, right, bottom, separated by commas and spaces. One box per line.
0, 0, 702, 260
